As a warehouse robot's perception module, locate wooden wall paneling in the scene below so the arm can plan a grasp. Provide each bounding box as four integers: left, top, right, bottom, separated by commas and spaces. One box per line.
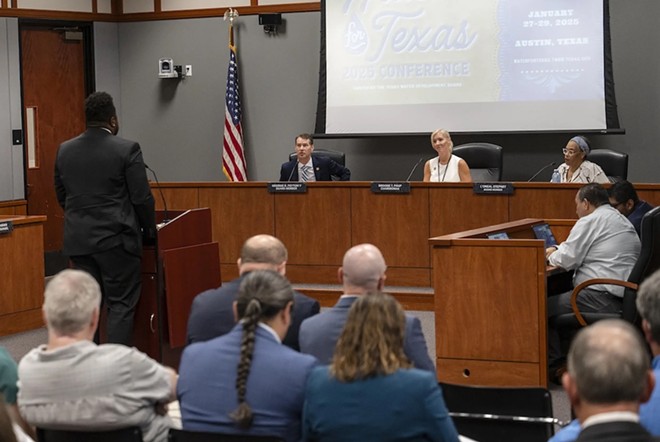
0, 200, 27, 215
351, 187, 430, 269
0, 216, 45, 336
274, 185, 350, 267
429, 185, 509, 237
509, 184, 580, 220
199, 185, 275, 266
154, 186, 199, 211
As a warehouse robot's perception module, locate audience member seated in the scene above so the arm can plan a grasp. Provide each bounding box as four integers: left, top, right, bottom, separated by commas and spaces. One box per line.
423, 129, 471, 182
299, 243, 434, 372
0, 348, 34, 442
546, 184, 640, 382
608, 180, 655, 236
555, 136, 609, 184
550, 268, 660, 441
17, 269, 177, 442
303, 292, 459, 442
186, 234, 319, 350
560, 319, 659, 442
279, 133, 350, 182
178, 270, 317, 442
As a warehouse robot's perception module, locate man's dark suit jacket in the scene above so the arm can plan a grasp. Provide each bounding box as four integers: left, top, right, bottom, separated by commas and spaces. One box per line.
576, 421, 660, 442
186, 274, 320, 351
54, 128, 155, 256
279, 155, 351, 181
299, 296, 436, 372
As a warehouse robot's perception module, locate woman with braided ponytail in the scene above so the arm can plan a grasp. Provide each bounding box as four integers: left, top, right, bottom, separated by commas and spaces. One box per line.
178, 270, 317, 441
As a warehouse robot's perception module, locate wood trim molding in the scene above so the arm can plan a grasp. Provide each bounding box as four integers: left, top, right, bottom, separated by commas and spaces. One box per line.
0, 2, 319, 21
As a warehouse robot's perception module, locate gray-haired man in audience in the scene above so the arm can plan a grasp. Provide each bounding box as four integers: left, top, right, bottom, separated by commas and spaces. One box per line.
17, 269, 176, 442
561, 319, 659, 442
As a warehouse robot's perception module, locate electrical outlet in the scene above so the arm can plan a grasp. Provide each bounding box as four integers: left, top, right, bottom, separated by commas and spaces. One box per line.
185, 65, 192, 77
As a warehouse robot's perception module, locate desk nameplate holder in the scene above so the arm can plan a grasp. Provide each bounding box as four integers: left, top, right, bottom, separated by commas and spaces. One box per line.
268, 182, 307, 193
0, 221, 13, 235
473, 182, 514, 195
371, 182, 411, 194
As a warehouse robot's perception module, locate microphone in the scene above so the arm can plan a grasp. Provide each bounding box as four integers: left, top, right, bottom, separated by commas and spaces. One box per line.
144, 163, 170, 223
527, 162, 557, 182
286, 161, 298, 182
405, 158, 424, 181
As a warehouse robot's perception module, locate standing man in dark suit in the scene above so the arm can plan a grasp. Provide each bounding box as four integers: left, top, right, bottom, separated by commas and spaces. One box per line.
299, 243, 435, 372
186, 234, 320, 350
279, 133, 350, 181
54, 91, 155, 346
562, 319, 659, 442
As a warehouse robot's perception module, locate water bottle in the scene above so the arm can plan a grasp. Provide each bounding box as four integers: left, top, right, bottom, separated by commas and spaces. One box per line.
551, 169, 561, 183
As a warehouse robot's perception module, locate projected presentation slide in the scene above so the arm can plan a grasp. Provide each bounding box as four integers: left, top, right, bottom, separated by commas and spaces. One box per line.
325, 0, 607, 133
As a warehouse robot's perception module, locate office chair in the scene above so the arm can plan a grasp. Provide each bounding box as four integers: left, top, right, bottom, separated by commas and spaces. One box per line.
288, 149, 346, 167
440, 382, 562, 442
552, 206, 660, 328
37, 426, 142, 442
452, 143, 503, 181
168, 429, 283, 441
587, 148, 628, 182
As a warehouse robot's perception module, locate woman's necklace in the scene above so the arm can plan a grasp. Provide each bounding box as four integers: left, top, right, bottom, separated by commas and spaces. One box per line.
437, 156, 450, 182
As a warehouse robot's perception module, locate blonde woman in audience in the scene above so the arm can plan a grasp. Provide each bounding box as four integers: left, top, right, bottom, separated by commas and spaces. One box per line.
423, 129, 471, 182
178, 270, 317, 441
303, 292, 459, 442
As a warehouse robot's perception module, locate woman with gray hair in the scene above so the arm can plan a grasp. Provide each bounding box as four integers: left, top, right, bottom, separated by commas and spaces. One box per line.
177, 270, 317, 441
555, 135, 609, 183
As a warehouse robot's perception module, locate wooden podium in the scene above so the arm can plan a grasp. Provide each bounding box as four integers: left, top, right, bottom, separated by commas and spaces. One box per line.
136, 208, 220, 368
429, 219, 573, 388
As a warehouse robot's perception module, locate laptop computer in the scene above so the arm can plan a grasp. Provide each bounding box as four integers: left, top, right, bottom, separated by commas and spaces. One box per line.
487, 232, 510, 240
532, 223, 558, 247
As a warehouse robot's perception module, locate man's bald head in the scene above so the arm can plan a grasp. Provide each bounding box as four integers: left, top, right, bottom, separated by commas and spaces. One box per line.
339, 244, 387, 293
238, 235, 288, 275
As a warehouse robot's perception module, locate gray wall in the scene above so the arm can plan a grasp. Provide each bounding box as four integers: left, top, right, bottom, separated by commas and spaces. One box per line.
0, 18, 23, 201
2, 0, 658, 196
110, 1, 659, 183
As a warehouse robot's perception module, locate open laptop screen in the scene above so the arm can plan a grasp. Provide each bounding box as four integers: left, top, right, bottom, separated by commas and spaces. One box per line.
532, 223, 558, 248
487, 232, 509, 240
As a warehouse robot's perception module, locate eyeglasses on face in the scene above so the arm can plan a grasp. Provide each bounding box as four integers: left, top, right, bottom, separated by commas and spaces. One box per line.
562, 148, 581, 156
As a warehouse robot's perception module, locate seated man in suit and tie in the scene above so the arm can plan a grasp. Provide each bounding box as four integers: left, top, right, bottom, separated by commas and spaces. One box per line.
561, 319, 660, 442
279, 133, 351, 182
186, 234, 320, 350
299, 243, 435, 372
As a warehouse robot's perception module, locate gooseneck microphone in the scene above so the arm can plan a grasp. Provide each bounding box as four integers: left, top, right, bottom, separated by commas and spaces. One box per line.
286, 161, 298, 182
405, 158, 424, 181
144, 163, 170, 223
527, 162, 557, 182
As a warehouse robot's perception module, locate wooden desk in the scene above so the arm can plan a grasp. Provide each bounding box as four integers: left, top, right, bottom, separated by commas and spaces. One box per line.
0, 216, 46, 336
429, 218, 574, 388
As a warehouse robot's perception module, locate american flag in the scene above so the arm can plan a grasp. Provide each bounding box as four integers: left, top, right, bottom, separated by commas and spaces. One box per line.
222, 23, 247, 181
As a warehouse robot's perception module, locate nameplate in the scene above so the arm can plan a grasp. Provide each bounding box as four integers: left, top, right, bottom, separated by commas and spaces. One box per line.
0, 221, 13, 234
268, 183, 307, 193
473, 183, 514, 195
370, 182, 411, 194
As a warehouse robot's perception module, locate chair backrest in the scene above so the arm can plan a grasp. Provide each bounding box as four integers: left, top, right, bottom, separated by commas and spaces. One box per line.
439, 382, 556, 442
451, 143, 503, 181
587, 148, 628, 181
168, 429, 283, 442
622, 206, 660, 323
288, 149, 346, 166
37, 427, 142, 442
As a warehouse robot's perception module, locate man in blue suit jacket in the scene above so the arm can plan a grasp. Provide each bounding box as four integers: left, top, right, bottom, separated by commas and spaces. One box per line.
186, 235, 320, 350
299, 244, 435, 372
279, 133, 350, 181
